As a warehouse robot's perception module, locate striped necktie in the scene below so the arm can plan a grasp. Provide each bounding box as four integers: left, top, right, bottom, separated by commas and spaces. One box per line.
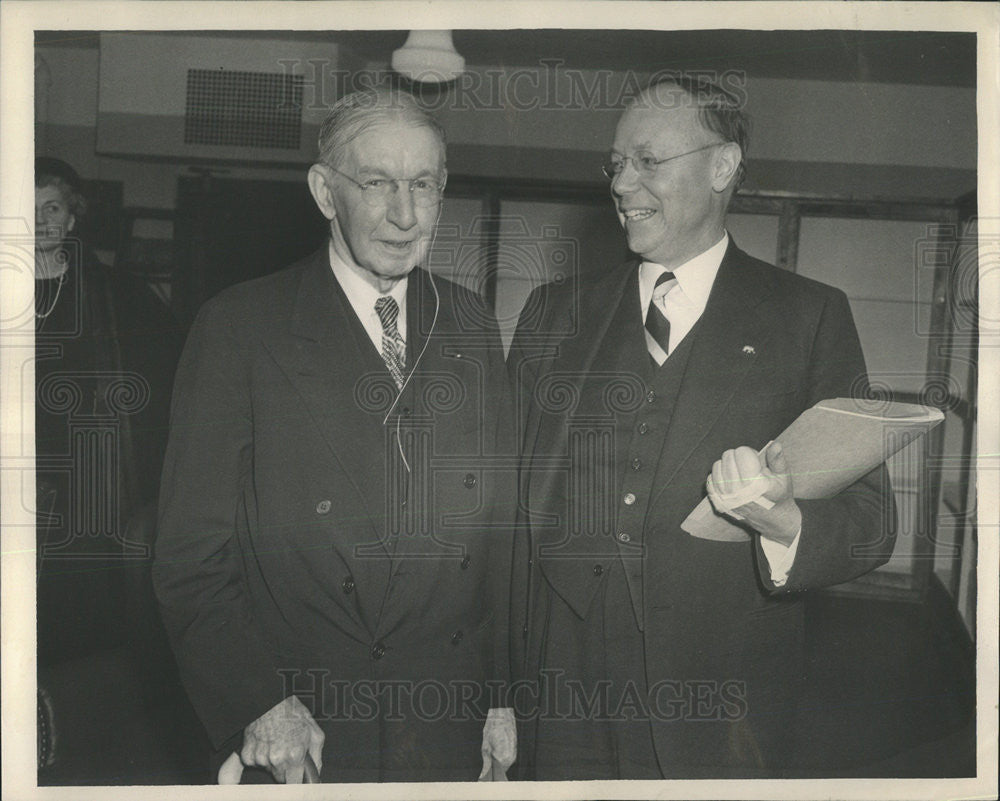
644, 271, 676, 363
375, 296, 406, 389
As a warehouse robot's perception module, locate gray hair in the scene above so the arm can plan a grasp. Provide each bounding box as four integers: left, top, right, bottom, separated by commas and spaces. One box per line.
316, 87, 446, 168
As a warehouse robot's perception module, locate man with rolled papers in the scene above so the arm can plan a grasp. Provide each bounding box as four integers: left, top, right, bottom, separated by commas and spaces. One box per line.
507, 75, 897, 779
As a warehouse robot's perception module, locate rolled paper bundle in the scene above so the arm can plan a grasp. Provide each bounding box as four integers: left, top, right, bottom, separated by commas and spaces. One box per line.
683, 398, 944, 541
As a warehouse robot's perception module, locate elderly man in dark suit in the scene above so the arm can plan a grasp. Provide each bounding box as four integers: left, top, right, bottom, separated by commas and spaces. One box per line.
154, 88, 515, 784
508, 76, 896, 779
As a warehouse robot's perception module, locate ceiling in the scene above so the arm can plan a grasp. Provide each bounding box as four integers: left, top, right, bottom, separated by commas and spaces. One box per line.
36, 29, 976, 88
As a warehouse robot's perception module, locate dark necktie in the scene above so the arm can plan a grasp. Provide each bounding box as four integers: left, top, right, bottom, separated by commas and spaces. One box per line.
645, 271, 675, 361
375, 296, 406, 389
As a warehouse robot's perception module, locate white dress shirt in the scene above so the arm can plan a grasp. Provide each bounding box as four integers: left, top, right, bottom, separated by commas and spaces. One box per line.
329, 241, 408, 355
638, 233, 729, 361
638, 233, 799, 585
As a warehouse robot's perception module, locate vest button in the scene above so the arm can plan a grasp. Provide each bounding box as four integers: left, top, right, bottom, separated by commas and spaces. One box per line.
623, 492, 636, 505
342, 576, 355, 594
617, 530, 631, 544
451, 630, 464, 645
631, 457, 642, 471
316, 500, 332, 514
638, 422, 649, 435
592, 564, 604, 576
461, 555, 471, 570
646, 390, 656, 403
371, 642, 386, 660
463, 473, 477, 489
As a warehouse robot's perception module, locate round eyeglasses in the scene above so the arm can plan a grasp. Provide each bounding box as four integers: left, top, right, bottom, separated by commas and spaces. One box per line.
328, 165, 446, 207
601, 142, 724, 181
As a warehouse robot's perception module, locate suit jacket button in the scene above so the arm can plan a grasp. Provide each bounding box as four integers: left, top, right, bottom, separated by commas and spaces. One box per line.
463, 473, 477, 489
461, 555, 471, 570
617, 530, 631, 544
623, 492, 636, 505
342, 577, 355, 594
371, 642, 386, 660
592, 564, 604, 576
638, 422, 649, 435
316, 500, 332, 514
451, 630, 464, 645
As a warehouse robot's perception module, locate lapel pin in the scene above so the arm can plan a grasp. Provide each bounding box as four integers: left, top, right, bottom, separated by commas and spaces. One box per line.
742, 345, 756, 356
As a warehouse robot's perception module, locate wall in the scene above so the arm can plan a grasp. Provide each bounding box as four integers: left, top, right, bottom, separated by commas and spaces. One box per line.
35, 36, 977, 214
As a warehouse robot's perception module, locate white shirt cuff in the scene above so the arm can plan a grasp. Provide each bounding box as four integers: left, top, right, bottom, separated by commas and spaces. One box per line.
760, 527, 801, 587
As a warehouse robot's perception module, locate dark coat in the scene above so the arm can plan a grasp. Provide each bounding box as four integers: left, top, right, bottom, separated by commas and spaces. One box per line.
153, 249, 514, 782
509, 240, 896, 777
35, 249, 181, 665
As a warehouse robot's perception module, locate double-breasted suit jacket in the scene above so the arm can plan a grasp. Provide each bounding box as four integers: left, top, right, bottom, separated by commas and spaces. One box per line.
154, 248, 514, 782
508, 240, 896, 777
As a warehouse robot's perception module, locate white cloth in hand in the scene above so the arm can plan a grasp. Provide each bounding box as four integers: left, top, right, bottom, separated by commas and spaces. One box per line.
707, 443, 775, 519
479, 707, 516, 781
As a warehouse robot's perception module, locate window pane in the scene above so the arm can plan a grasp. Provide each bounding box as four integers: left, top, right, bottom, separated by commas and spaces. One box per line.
726, 213, 779, 265
496, 199, 624, 348
432, 196, 490, 293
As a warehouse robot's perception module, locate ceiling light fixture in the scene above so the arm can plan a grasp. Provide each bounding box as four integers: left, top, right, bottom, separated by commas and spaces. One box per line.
391, 30, 465, 84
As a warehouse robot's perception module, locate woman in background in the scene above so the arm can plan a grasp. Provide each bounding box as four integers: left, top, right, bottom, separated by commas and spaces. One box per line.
35, 157, 181, 666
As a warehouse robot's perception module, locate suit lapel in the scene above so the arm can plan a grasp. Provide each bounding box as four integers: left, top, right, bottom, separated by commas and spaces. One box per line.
524, 260, 639, 477
564, 260, 642, 388
388, 270, 443, 573
379, 272, 488, 629
649, 243, 777, 506
404, 266, 435, 368
264, 250, 393, 555
529, 262, 642, 601
526, 262, 636, 462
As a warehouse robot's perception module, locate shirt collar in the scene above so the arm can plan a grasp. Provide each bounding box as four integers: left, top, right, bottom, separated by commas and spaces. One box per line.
328, 240, 408, 333
638, 232, 729, 313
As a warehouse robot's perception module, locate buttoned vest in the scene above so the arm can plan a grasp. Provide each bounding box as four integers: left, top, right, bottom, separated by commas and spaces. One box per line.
534, 273, 701, 629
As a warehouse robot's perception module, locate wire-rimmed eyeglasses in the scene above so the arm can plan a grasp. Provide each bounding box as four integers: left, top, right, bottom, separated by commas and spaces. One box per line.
601, 142, 724, 181
328, 165, 447, 207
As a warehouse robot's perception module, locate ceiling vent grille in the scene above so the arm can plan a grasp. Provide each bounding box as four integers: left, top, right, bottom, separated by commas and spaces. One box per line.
184, 69, 304, 149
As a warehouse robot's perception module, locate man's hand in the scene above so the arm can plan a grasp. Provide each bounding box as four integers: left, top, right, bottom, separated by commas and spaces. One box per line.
478, 707, 516, 781
240, 695, 324, 784
707, 442, 801, 546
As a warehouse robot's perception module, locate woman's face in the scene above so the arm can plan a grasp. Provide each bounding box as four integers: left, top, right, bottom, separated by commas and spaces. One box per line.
35, 184, 75, 254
